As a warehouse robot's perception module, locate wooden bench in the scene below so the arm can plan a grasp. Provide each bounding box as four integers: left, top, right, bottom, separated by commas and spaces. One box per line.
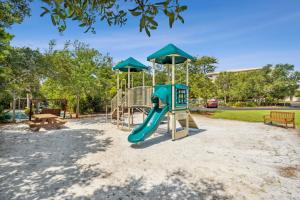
263, 111, 295, 128
55, 118, 67, 125
27, 114, 67, 131
27, 121, 43, 131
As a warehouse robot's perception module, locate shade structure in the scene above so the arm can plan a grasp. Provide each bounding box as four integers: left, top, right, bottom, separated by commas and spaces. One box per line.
147, 43, 195, 64
112, 57, 148, 72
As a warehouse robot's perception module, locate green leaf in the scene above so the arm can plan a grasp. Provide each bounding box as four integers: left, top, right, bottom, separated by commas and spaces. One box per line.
40, 6, 50, 17
51, 15, 57, 25
148, 17, 158, 27
168, 12, 175, 28
177, 15, 184, 23
177, 5, 188, 12
149, 25, 157, 30
145, 26, 151, 37
130, 11, 142, 16
82, 0, 88, 10
129, 7, 139, 12
140, 15, 146, 29
155, 2, 166, 6
40, 10, 49, 17
72, 16, 81, 21
68, 10, 75, 18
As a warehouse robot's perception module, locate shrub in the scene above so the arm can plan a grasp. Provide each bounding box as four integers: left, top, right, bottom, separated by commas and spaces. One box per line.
24, 107, 31, 116
225, 102, 235, 107
0, 106, 9, 122
233, 102, 244, 107
245, 102, 257, 107
226, 101, 258, 107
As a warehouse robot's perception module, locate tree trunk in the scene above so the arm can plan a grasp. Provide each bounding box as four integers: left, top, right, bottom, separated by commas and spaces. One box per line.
26, 93, 30, 108
12, 92, 16, 123
76, 95, 80, 118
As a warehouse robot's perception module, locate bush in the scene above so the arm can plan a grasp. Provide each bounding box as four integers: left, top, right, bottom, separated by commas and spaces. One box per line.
226, 101, 258, 107
233, 102, 244, 107
225, 102, 235, 107
0, 109, 11, 122
245, 102, 257, 107
24, 107, 31, 116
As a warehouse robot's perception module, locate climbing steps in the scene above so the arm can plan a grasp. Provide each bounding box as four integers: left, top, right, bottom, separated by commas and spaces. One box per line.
178, 113, 198, 129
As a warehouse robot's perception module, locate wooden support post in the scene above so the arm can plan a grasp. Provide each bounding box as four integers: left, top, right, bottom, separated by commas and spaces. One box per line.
172, 56, 176, 140
111, 99, 113, 123
152, 60, 155, 93
117, 70, 120, 128
143, 71, 145, 120
128, 67, 131, 129
106, 105, 108, 123
131, 74, 134, 125
186, 60, 190, 135
132, 74, 134, 88
168, 64, 171, 84
167, 112, 170, 133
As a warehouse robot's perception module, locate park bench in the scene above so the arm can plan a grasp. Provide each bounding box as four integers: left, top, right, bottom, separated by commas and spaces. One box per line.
27, 114, 67, 131
263, 111, 295, 128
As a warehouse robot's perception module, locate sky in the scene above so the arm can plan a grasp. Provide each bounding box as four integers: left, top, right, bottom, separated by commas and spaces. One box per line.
8, 0, 300, 71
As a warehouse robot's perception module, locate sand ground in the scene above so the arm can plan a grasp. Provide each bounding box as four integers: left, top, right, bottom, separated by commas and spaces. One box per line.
0, 114, 299, 200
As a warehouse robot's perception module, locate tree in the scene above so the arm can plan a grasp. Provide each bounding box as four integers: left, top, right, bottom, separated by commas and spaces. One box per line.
42, 41, 113, 118
0, 0, 30, 61
214, 72, 233, 103
1, 47, 46, 122
214, 64, 299, 105
191, 56, 218, 74
0, 67, 8, 116
0, 28, 13, 61
190, 73, 216, 106
1, 0, 188, 36
265, 64, 300, 103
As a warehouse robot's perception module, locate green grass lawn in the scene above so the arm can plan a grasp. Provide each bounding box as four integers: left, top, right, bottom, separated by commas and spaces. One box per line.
211, 110, 300, 127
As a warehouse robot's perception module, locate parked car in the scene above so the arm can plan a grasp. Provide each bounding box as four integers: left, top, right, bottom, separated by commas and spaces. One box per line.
206, 99, 218, 108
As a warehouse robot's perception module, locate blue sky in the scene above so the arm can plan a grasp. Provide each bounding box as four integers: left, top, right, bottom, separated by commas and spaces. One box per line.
8, 0, 300, 71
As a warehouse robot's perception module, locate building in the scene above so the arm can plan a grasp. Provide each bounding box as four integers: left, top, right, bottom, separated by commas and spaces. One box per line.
206, 67, 262, 81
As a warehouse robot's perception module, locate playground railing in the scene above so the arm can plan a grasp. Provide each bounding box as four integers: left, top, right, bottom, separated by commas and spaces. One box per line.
111, 89, 123, 113
128, 86, 152, 108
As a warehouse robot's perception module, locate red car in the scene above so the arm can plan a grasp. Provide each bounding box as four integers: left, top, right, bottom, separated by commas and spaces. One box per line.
206, 99, 218, 108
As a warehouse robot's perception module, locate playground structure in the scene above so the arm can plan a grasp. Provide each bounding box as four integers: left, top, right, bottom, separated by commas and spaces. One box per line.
127, 44, 199, 143
109, 44, 199, 143
110, 57, 152, 130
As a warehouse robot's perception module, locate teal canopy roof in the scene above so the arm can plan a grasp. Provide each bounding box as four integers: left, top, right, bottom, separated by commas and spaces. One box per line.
112, 57, 148, 72
147, 43, 195, 64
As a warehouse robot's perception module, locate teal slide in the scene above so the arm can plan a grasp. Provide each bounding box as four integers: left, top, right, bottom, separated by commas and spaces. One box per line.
128, 105, 169, 143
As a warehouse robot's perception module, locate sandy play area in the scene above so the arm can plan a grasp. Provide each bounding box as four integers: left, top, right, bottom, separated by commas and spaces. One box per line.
0, 114, 299, 200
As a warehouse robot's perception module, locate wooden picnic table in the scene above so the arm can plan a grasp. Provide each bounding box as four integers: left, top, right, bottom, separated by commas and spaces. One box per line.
28, 114, 67, 131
